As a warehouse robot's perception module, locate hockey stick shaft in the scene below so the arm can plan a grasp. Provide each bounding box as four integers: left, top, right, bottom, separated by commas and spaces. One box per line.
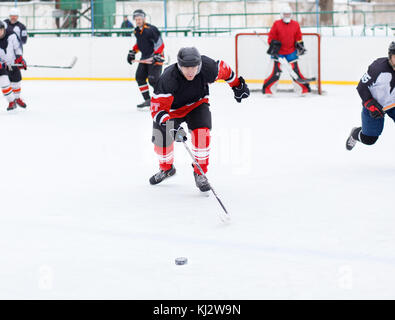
182, 141, 229, 216
12, 56, 78, 69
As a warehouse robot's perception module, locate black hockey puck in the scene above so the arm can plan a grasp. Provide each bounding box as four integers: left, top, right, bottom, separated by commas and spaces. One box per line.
175, 257, 188, 265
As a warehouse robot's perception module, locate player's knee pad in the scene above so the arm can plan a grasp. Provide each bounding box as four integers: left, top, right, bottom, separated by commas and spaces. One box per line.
360, 133, 378, 145
152, 122, 176, 148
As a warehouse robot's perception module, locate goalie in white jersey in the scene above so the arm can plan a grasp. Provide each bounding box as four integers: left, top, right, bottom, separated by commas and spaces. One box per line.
0, 20, 27, 111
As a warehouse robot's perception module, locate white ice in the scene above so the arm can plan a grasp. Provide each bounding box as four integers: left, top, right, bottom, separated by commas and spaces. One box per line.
1, 81, 395, 299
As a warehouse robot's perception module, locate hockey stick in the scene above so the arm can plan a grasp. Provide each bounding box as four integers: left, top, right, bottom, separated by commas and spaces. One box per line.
179, 136, 230, 223
383, 102, 395, 112
132, 55, 171, 66
12, 56, 78, 69
253, 31, 315, 84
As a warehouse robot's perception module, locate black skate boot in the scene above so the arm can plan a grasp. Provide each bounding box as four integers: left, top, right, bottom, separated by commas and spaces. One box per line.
193, 171, 211, 192
346, 127, 361, 151
137, 99, 150, 109
149, 165, 176, 185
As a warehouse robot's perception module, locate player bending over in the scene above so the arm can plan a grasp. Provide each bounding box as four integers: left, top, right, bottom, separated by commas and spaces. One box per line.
346, 41, 395, 150
149, 47, 250, 192
262, 6, 310, 95
0, 20, 27, 111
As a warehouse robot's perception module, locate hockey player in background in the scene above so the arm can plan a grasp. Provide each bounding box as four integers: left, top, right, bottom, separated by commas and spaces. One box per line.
149, 47, 250, 192
5, 7, 28, 47
262, 6, 311, 95
126, 9, 165, 109
0, 20, 27, 111
346, 42, 395, 150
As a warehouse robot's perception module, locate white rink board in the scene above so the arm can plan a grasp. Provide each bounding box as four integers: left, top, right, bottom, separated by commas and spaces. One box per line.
21, 36, 393, 82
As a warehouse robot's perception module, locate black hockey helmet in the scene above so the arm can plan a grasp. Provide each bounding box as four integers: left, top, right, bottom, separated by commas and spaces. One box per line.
0, 21, 6, 39
0, 20, 5, 30
177, 47, 202, 69
133, 9, 146, 19
389, 41, 395, 58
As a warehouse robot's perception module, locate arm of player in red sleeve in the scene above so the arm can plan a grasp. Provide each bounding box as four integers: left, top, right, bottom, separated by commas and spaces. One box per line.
150, 93, 174, 126
216, 60, 240, 87
294, 21, 302, 43
267, 21, 278, 45
132, 43, 139, 52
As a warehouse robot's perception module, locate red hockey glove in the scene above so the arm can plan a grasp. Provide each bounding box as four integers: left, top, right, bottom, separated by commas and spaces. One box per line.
15, 56, 27, 70
232, 76, 250, 103
363, 99, 385, 119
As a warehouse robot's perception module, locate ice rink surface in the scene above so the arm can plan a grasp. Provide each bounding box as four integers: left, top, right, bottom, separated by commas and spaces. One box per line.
1, 80, 395, 299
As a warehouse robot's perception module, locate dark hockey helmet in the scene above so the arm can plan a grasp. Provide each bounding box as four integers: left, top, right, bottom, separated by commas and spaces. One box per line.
132, 9, 146, 19
177, 47, 202, 72
389, 41, 395, 58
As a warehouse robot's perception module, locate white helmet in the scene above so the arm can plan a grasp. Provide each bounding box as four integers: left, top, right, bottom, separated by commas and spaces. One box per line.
9, 7, 20, 17
280, 6, 292, 24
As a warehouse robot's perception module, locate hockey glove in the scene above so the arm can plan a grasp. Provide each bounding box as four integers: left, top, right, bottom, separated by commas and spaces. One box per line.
152, 54, 165, 64
363, 99, 385, 119
127, 50, 136, 65
267, 40, 281, 58
232, 77, 250, 103
296, 41, 306, 56
171, 126, 187, 142
15, 56, 27, 70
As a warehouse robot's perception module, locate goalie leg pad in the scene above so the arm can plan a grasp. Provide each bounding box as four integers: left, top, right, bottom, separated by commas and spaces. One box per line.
262, 61, 281, 94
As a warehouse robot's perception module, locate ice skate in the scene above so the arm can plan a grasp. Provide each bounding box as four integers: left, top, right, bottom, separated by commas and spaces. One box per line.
137, 99, 150, 109
193, 171, 211, 192
346, 127, 361, 151
149, 165, 176, 185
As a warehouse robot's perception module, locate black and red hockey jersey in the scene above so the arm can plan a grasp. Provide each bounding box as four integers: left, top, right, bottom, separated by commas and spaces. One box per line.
132, 23, 164, 59
150, 55, 240, 124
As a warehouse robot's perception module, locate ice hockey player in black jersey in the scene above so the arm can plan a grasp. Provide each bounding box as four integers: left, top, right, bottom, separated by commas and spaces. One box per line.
346, 41, 395, 150
126, 9, 165, 109
0, 20, 27, 111
149, 47, 250, 191
5, 7, 28, 46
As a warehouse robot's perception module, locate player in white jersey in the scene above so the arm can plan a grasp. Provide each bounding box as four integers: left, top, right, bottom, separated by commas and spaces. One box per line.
0, 20, 27, 111
346, 42, 395, 150
5, 7, 28, 46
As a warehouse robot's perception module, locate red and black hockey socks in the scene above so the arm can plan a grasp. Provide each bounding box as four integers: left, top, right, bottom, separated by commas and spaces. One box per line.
191, 128, 211, 175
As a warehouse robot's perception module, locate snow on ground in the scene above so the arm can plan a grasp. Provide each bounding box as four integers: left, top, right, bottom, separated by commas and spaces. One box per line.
0, 80, 394, 299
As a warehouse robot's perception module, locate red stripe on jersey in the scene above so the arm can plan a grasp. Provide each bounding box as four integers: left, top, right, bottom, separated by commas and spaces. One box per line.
154, 43, 164, 54
216, 60, 240, 87
169, 98, 209, 119
139, 85, 149, 92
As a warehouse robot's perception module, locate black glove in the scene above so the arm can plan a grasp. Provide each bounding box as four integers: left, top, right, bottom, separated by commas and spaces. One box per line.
363, 99, 385, 119
161, 119, 187, 142
232, 77, 250, 103
296, 41, 306, 56
127, 50, 136, 64
267, 40, 281, 58
152, 54, 165, 64
171, 126, 187, 142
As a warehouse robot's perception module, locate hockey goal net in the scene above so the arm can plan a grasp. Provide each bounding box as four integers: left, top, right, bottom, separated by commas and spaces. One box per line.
235, 33, 321, 94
